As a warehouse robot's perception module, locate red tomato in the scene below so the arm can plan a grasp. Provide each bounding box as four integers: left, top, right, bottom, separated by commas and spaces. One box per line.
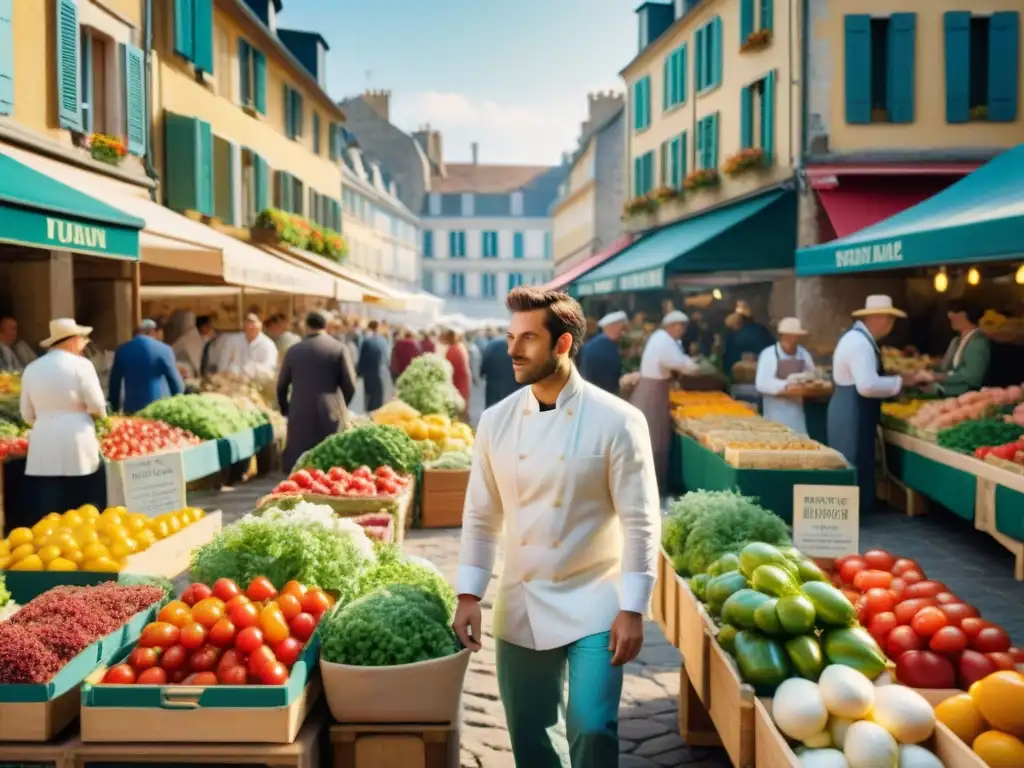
217, 665, 248, 685
301, 589, 332, 616
886, 625, 924, 658
290, 470, 313, 489
868, 612, 898, 645
228, 601, 261, 629
1009, 646, 1024, 663
225, 594, 251, 610
236, 627, 265, 654
260, 606, 291, 644
841, 588, 862, 605
258, 660, 289, 685
853, 569, 894, 591
157, 600, 193, 628
212, 578, 242, 602
929, 626, 968, 654
934, 592, 960, 605
986, 652, 1016, 670
309, 482, 331, 495
159, 645, 189, 672
140, 622, 180, 648
375, 465, 396, 479
179, 622, 207, 650
289, 613, 317, 642
960, 617, 990, 638
271, 637, 302, 667
892, 558, 923, 577
958, 650, 998, 688
129, 646, 160, 670
863, 587, 896, 616
896, 650, 957, 689
103, 664, 136, 684
353, 465, 373, 480
136, 667, 168, 685
282, 580, 307, 599
208, 618, 237, 648
181, 583, 213, 606
187, 646, 221, 672
937, 602, 979, 626
328, 467, 348, 482
889, 577, 907, 598
274, 480, 300, 494
275, 593, 303, 621
246, 577, 279, 602
217, 649, 246, 671
863, 549, 896, 572
248, 645, 277, 675
191, 598, 226, 629
903, 581, 947, 600
972, 626, 1012, 653
900, 570, 925, 584
190, 671, 218, 686
895, 597, 937, 625
911, 606, 948, 637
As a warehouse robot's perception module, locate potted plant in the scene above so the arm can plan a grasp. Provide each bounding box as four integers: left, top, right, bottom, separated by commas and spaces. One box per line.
88, 133, 127, 166
723, 147, 767, 176
741, 28, 773, 52
253, 208, 311, 250
683, 168, 720, 191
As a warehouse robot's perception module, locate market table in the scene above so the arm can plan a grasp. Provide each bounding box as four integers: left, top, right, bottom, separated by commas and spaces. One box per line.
672, 432, 857, 525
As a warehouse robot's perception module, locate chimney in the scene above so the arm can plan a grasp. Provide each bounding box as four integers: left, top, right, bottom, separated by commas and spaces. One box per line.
413, 123, 444, 172
362, 89, 391, 122
582, 90, 625, 135
471, 142, 479, 165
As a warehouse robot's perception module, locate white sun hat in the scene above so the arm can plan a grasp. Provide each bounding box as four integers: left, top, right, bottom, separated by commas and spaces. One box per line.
40, 318, 93, 348
598, 310, 628, 328
777, 317, 808, 336
851, 295, 907, 319
661, 310, 689, 326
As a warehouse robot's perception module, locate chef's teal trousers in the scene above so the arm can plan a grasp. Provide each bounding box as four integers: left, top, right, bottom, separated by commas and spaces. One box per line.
495, 631, 622, 768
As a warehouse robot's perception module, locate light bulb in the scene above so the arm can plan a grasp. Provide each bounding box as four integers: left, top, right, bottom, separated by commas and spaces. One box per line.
934, 271, 948, 293
712, 288, 723, 300
967, 267, 980, 286
1016, 265, 1024, 285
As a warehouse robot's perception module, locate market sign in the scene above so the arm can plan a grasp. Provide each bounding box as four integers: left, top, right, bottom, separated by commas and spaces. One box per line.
576, 267, 663, 296
833, 239, 904, 271
0, 205, 140, 260
792, 484, 860, 558
122, 453, 187, 517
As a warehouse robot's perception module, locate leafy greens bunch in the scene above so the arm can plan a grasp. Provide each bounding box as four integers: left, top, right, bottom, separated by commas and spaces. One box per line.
352, 544, 456, 619
292, 424, 421, 474
137, 393, 264, 439
396, 354, 465, 417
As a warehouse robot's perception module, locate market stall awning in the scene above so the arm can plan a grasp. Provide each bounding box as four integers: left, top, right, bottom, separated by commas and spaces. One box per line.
797, 145, 1024, 277
817, 183, 951, 239
542, 234, 634, 292
0, 150, 144, 260
284, 247, 413, 310
572, 189, 794, 297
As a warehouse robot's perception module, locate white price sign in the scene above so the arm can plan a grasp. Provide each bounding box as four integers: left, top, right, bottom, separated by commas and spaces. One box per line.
792, 484, 860, 558
121, 452, 187, 517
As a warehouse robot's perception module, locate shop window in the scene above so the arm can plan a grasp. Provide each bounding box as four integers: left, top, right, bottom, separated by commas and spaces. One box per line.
448, 230, 466, 258
844, 14, 916, 124
944, 12, 1019, 123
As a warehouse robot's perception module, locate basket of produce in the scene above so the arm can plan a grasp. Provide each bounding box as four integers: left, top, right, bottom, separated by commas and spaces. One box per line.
421, 452, 473, 529
136, 393, 269, 441
932, 671, 1024, 765
372, 401, 474, 463
98, 416, 201, 462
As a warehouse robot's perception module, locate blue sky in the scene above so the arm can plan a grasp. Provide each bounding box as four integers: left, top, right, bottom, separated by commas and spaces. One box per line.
280, 0, 637, 166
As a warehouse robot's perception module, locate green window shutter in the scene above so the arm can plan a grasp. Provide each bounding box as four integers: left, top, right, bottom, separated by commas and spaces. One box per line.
328, 121, 337, 159
760, 0, 773, 32
197, 119, 213, 216
680, 131, 688, 178
192, 0, 213, 73
252, 49, 266, 114
695, 27, 704, 89
762, 71, 776, 163
294, 92, 304, 137
696, 118, 704, 168
677, 44, 687, 103
988, 12, 1020, 122
238, 39, 251, 106
313, 112, 320, 153
633, 156, 641, 196
740, 0, 754, 45
81, 34, 93, 132
56, 0, 81, 131
709, 114, 719, 168
283, 85, 292, 137
173, 0, 194, 61
844, 15, 872, 123
164, 113, 201, 211
943, 12, 970, 123
0, 0, 13, 115
662, 56, 671, 111
124, 44, 146, 156
740, 87, 752, 148
253, 153, 269, 213
886, 13, 916, 123
711, 17, 723, 87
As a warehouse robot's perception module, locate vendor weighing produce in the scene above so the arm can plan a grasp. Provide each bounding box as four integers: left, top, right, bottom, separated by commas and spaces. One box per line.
755, 317, 815, 434
828, 296, 920, 513
917, 300, 991, 396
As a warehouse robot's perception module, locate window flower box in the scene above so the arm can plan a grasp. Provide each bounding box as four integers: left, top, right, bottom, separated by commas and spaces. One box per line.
252, 208, 349, 261
723, 147, 767, 176
741, 28, 772, 52
969, 105, 988, 121
622, 195, 659, 218
683, 168, 720, 191
651, 185, 681, 203
88, 133, 127, 166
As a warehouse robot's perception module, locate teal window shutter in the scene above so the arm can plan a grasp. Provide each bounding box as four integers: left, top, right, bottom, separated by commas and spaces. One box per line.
740, 87, 752, 147
844, 15, 872, 123
669, 137, 680, 187
173, 0, 194, 61
696, 118, 704, 169
281, 172, 293, 212
513, 231, 524, 258
313, 112, 320, 153
164, 113, 201, 211
740, 0, 754, 45
632, 80, 641, 129
662, 56, 671, 111
56, 0, 81, 131
943, 12, 970, 123
283, 85, 293, 137
197, 119, 213, 216
423, 231, 433, 258
253, 49, 266, 114
124, 44, 146, 156
253, 153, 269, 213
886, 13, 916, 123
643, 152, 654, 194
238, 39, 251, 105
633, 156, 642, 196
659, 140, 668, 184
760, 0, 773, 32
448, 230, 457, 256
695, 27, 704, 90
709, 114, 719, 168
293, 91, 304, 137
711, 17, 723, 87
81, 34, 93, 133
334, 200, 342, 231
226, 142, 237, 224
762, 71, 776, 163
0, 0, 13, 116
328, 121, 338, 160
988, 12, 1020, 122
677, 44, 687, 104
192, 0, 213, 73
680, 131, 688, 178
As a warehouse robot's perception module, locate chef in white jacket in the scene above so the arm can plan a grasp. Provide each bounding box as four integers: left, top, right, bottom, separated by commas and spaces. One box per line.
453, 286, 660, 768
755, 317, 816, 434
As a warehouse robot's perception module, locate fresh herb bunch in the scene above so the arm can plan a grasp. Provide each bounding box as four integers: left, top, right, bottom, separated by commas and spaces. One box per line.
937, 417, 1024, 454
352, 544, 456, 619
292, 424, 421, 474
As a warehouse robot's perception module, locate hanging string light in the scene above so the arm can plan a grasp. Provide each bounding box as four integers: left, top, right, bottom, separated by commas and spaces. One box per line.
712, 288, 723, 300
967, 267, 981, 286
934, 269, 948, 293
1016, 265, 1024, 285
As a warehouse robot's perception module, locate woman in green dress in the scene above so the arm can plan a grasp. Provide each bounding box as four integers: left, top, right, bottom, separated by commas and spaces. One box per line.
918, 301, 990, 396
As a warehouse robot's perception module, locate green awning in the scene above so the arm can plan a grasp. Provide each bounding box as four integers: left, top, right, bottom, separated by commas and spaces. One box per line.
0, 153, 143, 260
797, 144, 1024, 276
571, 189, 795, 296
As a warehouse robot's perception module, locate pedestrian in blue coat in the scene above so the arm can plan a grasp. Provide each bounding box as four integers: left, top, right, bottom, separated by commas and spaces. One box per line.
109, 320, 184, 413
579, 310, 628, 395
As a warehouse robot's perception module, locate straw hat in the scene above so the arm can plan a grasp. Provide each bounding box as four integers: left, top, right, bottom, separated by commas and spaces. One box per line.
40, 318, 92, 348
851, 295, 907, 319
777, 317, 808, 336
662, 310, 689, 326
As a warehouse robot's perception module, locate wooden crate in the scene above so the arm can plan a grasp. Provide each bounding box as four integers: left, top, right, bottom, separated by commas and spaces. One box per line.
677, 575, 715, 707
654, 549, 677, 645
330, 723, 459, 768
651, 550, 666, 626
0, 726, 77, 768
678, 666, 721, 749
419, 470, 469, 529
120, 511, 222, 579
707, 635, 755, 768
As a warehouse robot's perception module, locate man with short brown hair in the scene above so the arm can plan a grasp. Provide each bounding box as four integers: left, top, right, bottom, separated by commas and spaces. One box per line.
453, 286, 661, 768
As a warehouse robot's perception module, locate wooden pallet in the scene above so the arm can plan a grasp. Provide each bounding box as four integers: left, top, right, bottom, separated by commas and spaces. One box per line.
0, 728, 77, 768
330, 723, 459, 768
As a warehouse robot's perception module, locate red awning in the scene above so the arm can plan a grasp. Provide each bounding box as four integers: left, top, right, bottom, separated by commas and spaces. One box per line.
816, 177, 959, 239
543, 234, 634, 291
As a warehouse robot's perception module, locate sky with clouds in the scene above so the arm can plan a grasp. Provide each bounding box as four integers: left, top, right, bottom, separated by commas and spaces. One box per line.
279, 0, 637, 166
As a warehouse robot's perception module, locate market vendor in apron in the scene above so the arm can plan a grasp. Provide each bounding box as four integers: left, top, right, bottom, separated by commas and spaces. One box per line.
828, 296, 919, 513
916, 300, 990, 396
631, 311, 699, 492
579, 310, 627, 395
755, 317, 815, 434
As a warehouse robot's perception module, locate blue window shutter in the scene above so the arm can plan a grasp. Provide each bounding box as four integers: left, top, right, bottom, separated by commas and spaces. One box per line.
988, 12, 1020, 122
710, 114, 719, 168
740, 87, 752, 148
711, 17, 723, 86
0, 0, 13, 115
762, 71, 776, 163
82, 34, 93, 133
423, 231, 433, 258
663, 56, 671, 111
844, 15, 872, 124
253, 153, 269, 213
238, 39, 251, 105
192, 0, 213, 73
943, 12, 970, 123
197, 119, 213, 216
124, 44, 146, 156
678, 44, 687, 103
695, 27, 704, 90
56, 0, 81, 131
174, 0, 194, 61
696, 118, 704, 169
886, 13, 916, 123
740, 0, 754, 45
760, 0, 773, 32
253, 49, 266, 114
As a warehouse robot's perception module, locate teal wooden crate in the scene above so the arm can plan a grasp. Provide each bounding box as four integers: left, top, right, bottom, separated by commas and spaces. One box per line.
180, 440, 221, 482
995, 484, 1024, 541
891, 445, 977, 522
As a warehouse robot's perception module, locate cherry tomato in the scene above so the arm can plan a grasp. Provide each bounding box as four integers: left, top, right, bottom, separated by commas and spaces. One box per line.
160, 644, 188, 672
103, 664, 136, 684
889, 577, 907, 598
903, 580, 947, 600
301, 589, 332, 616
841, 588, 862, 605
228, 601, 261, 629
289, 613, 317, 642
129, 646, 160, 670
191, 597, 226, 629
181, 583, 213, 606
258, 660, 289, 686
179, 622, 207, 650
272, 637, 302, 667
838, 557, 868, 585
236, 626, 265, 654
157, 600, 193, 628
208, 618, 237, 648
863, 549, 895, 572
246, 577, 278, 602
212, 578, 242, 602
960, 617, 990, 638
248, 645, 277, 675
853, 569, 893, 591
275, 593, 303, 621
900, 569, 925, 584
868, 612, 898, 645
934, 591, 960, 605
894, 597, 936, 625
863, 587, 896, 616
218, 665, 248, 685
225, 593, 251, 610
140, 622, 180, 648
886, 625, 923, 658
911, 606, 948, 637
972, 626, 1012, 653
892, 558, 922, 577
937, 602, 979, 626
929, 626, 968, 654
187, 646, 221, 672
260, 606, 291, 644
217, 649, 246, 671
137, 667, 168, 685
1010, 646, 1024, 663
190, 671, 218, 686
855, 596, 870, 625
168, 669, 188, 683
986, 652, 1016, 670
281, 580, 307, 599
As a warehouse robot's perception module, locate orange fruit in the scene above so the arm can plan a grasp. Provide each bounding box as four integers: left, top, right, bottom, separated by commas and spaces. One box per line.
935, 693, 986, 745
970, 671, 1024, 735
973, 731, 1024, 767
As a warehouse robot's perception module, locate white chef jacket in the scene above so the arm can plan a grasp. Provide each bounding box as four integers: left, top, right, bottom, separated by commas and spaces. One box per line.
639, 328, 700, 379
20, 349, 107, 476
755, 345, 815, 434
457, 367, 661, 651
832, 321, 902, 399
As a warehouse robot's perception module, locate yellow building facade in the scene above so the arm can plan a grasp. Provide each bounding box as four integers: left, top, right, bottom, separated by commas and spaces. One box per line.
551, 142, 596, 271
